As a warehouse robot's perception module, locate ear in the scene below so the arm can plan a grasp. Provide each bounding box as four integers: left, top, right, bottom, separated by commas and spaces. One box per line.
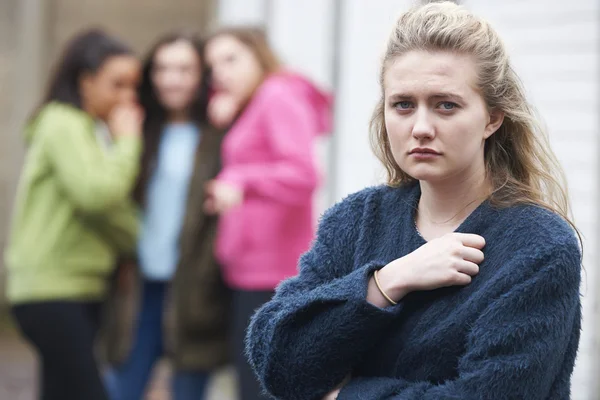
484, 109, 504, 139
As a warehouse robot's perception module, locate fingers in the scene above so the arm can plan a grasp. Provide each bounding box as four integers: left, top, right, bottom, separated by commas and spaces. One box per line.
203, 181, 217, 214
455, 260, 479, 277
204, 180, 244, 215
132, 105, 144, 122
203, 198, 217, 215
112, 103, 135, 115
109, 104, 143, 130
453, 233, 485, 249
204, 180, 216, 195
208, 94, 239, 128
451, 272, 472, 286
460, 246, 484, 264
204, 181, 230, 214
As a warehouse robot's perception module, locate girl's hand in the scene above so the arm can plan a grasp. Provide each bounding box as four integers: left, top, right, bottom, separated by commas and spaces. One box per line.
108, 103, 144, 138
368, 233, 485, 307
204, 180, 243, 215
322, 374, 351, 400
208, 93, 240, 129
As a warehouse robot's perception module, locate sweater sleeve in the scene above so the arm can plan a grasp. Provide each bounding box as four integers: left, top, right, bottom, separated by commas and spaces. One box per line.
246, 189, 404, 400
337, 241, 582, 400
217, 88, 319, 206
41, 111, 142, 214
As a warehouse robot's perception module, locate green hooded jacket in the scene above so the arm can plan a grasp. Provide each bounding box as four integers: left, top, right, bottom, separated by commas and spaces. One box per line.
4, 102, 141, 304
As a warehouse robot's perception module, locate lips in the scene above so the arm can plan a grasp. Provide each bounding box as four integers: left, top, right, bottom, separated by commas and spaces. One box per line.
409, 148, 441, 155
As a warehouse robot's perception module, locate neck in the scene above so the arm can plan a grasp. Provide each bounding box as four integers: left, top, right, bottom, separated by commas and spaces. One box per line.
168, 108, 190, 123
418, 167, 491, 228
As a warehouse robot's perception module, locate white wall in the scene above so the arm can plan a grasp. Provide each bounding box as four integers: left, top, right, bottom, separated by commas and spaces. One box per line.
216, 0, 268, 25
267, 0, 336, 89
331, 0, 413, 200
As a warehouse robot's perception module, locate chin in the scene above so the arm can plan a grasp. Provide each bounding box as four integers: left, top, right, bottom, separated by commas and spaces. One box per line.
403, 165, 447, 183
161, 99, 188, 111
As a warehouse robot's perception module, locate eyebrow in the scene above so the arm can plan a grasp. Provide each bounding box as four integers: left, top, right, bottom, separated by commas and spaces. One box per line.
388, 92, 466, 103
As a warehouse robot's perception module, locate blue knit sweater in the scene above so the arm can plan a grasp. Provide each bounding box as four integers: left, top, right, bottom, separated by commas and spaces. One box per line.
246, 183, 582, 400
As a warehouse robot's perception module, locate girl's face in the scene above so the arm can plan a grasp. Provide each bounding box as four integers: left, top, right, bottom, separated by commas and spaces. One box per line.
383, 50, 504, 184
80, 55, 141, 120
151, 40, 202, 114
205, 34, 264, 104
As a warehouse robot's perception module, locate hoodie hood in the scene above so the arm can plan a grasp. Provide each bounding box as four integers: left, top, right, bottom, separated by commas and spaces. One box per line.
23, 102, 93, 146
264, 71, 334, 136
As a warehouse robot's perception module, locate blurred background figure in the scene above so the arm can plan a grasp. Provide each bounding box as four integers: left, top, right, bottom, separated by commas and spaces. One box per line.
203, 27, 333, 400
4, 29, 142, 400
102, 32, 230, 400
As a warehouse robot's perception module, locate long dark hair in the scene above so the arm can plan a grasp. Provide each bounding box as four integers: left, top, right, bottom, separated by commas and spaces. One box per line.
133, 32, 210, 205
38, 28, 133, 114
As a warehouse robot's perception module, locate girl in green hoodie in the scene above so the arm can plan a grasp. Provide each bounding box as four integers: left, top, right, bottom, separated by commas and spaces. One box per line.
4, 29, 142, 400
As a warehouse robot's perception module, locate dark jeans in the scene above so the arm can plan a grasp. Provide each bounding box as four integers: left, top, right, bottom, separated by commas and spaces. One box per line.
106, 281, 210, 400
232, 289, 275, 400
11, 301, 108, 400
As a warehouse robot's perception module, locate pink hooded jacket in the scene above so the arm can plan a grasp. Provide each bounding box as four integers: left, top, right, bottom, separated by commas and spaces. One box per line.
215, 72, 333, 290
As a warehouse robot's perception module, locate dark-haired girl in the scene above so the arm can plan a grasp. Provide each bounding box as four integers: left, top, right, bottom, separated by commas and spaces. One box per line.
103, 32, 229, 400
5, 29, 142, 400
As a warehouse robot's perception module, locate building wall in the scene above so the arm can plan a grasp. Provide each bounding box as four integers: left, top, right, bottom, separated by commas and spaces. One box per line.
49, 0, 215, 63
0, 0, 17, 232
0, 0, 20, 310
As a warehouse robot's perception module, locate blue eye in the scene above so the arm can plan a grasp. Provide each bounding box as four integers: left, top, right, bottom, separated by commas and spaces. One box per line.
395, 101, 412, 109
439, 102, 457, 110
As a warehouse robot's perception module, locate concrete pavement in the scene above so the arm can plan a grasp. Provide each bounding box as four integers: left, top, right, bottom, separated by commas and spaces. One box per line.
0, 335, 237, 400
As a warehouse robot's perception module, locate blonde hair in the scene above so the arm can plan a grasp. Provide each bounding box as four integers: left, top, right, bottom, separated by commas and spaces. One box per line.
371, 1, 578, 236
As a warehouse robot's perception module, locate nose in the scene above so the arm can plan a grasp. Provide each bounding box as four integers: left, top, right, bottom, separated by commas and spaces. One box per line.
163, 69, 184, 87
411, 109, 435, 141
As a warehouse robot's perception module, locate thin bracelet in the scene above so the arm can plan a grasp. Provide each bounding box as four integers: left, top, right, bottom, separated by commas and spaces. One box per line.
373, 269, 397, 306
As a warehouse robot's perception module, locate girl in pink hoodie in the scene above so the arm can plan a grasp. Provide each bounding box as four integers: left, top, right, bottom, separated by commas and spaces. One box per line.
204, 27, 333, 400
